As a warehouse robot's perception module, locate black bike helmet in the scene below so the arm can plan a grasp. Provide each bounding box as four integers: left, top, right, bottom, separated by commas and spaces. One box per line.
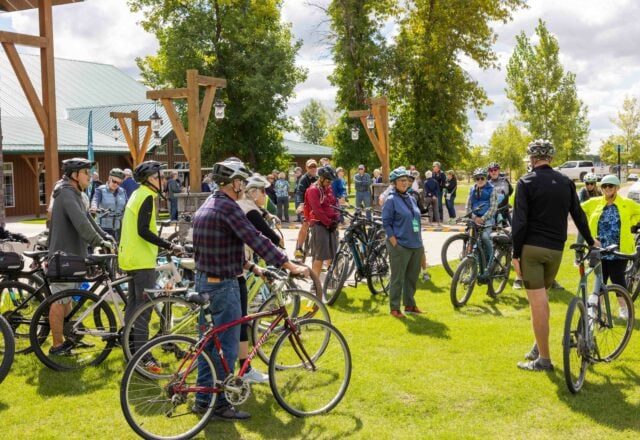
317, 165, 338, 181
472, 167, 488, 179
62, 158, 95, 176
527, 139, 555, 159
211, 158, 252, 185
134, 160, 165, 183
109, 168, 125, 180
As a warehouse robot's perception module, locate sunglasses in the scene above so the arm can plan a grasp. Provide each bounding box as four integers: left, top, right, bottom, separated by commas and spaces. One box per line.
474, 176, 486, 181
585, 182, 595, 186
488, 168, 499, 172
601, 184, 616, 189
110, 178, 122, 185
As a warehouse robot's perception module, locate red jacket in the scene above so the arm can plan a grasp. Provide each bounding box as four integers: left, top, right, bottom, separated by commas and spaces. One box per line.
304, 183, 339, 227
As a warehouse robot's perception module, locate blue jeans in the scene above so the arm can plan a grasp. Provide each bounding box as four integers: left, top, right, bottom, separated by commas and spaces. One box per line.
170, 199, 178, 221
436, 190, 444, 221
479, 219, 495, 273
445, 194, 456, 220
195, 274, 241, 407
277, 196, 290, 222
355, 191, 372, 220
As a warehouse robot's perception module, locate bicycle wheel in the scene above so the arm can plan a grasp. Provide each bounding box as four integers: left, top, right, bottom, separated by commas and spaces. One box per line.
0, 280, 46, 353
366, 241, 390, 295
252, 289, 330, 366
0, 315, 15, 384
450, 257, 477, 308
285, 265, 322, 301
122, 296, 200, 362
322, 249, 351, 305
593, 284, 634, 361
487, 248, 512, 298
441, 233, 470, 277
29, 289, 117, 371
269, 319, 351, 417
563, 297, 588, 393
624, 260, 640, 301
121, 335, 215, 440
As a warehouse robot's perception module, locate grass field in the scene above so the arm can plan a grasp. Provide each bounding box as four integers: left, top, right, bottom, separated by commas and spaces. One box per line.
2, 237, 640, 439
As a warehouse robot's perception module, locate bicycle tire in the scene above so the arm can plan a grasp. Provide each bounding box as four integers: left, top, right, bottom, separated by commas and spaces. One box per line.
285, 265, 323, 301
269, 319, 351, 417
251, 289, 330, 366
121, 335, 215, 440
450, 257, 477, 308
29, 289, 117, 371
624, 260, 640, 302
0, 315, 15, 384
563, 297, 588, 393
366, 241, 390, 295
593, 284, 634, 361
0, 280, 47, 354
487, 248, 512, 298
441, 233, 470, 277
322, 249, 351, 305
121, 295, 200, 362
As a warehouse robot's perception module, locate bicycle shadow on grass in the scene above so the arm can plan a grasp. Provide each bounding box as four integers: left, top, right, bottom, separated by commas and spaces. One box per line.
331, 289, 388, 315
418, 279, 446, 293
554, 366, 640, 432
0, 401, 8, 413
454, 292, 528, 317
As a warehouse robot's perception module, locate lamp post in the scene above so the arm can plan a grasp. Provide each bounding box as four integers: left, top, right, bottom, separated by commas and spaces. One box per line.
348, 97, 390, 181
616, 143, 624, 180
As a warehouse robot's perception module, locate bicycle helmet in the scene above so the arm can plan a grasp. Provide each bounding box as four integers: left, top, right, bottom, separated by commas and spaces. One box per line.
583, 173, 598, 184
526, 139, 555, 158
317, 165, 338, 181
134, 160, 165, 183
600, 174, 620, 186
211, 158, 251, 185
472, 167, 488, 178
62, 158, 95, 176
109, 168, 125, 180
390, 166, 414, 182
487, 162, 500, 171
245, 173, 270, 190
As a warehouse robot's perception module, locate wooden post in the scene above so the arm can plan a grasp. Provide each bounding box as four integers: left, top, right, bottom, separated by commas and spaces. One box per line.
110, 111, 153, 167
348, 97, 390, 182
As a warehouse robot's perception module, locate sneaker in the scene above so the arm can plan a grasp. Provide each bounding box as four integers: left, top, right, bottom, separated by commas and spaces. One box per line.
390, 309, 406, 319
294, 248, 304, 259
517, 359, 554, 372
405, 306, 425, 314
213, 404, 251, 421
243, 367, 269, 384
48, 339, 75, 356
141, 354, 163, 374
513, 279, 523, 290
524, 344, 539, 361
550, 280, 563, 290
448, 219, 456, 225
619, 307, 629, 319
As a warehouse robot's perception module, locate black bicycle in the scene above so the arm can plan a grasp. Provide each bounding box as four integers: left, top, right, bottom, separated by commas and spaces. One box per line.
0, 314, 15, 384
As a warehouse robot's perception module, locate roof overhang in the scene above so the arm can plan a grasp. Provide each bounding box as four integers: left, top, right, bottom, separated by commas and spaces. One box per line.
0, 0, 83, 12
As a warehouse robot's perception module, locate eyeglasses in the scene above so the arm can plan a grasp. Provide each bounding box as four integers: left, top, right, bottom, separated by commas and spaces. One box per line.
395, 178, 411, 183
110, 178, 122, 185
585, 182, 595, 186
601, 184, 616, 189
474, 176, 486, 181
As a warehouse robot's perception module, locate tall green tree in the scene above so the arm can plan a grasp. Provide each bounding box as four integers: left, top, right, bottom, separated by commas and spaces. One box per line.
610, 95, 640, 162
299, 99, 329, 145
506, 19, 590, 162
128, 0, 306, 173
599, 135, 629, 169
488, 119, 531, 179
460, 145, 488, 183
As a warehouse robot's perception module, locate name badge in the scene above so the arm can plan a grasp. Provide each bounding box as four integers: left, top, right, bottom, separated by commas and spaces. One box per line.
412, 218, 420, 232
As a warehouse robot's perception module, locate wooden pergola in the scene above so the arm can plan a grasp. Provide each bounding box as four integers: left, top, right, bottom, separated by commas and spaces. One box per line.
147, 69, 226, 191
0, 0, 85, 205
348, 97, 391, 182
109, 110, 152, 168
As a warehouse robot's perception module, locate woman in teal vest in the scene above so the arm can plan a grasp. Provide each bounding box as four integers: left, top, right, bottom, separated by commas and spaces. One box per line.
119, 160, 181, 371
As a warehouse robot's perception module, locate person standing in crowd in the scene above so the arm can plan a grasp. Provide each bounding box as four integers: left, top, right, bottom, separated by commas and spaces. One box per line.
444, 170, 458, 223
121, 168, 139, 198
265, 174, 278, 214
165, 171, 182, 221
581, 174, 640, 317
202, 174, 213, 192
274, 171, 290, 223
382, 166, 425, 318
432, 161, 446, 222
119, 161, 180, 370
294, 159, 319, 259
89, 171, 103, 202
354, 164, 372, 216
90, 168, 127, 241
305, 166, 340, 277
373, 168, 383, 184
487, 162, 513, 226
423, 171, 440, 225
512, 140, 596, 372
293, 166, 304, 222
579, 173, 602, 203
466, 168, 498, 275
332, 167, 348, 224
191, 158, 304, 419
47, 158, 114, 355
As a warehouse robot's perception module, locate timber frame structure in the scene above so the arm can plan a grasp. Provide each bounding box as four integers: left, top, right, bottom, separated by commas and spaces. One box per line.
147, 69, 226, 191
109, 110, 152, 168
349, 97, 391, 182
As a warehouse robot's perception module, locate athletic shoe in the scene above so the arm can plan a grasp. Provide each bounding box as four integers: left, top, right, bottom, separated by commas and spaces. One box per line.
422, 272, 431, 282
513, 279, 523, 290
405, 306, 425, 314
390, 310, 406, 319
212, 404, 251, 421
48, 339, 75, 356
294, 248, 304, 259
141, 354, 163, 374
619, 307, 629, 319
516, 359, 554, 372
243, 368, 269, 384
524, 344, 539, 361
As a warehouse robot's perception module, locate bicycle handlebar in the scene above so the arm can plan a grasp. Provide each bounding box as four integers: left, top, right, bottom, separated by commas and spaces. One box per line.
570, 242, 640, 261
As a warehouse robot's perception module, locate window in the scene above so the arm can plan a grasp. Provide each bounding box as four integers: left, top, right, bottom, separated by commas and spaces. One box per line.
156, 140, 167, 155
3, 162, 15, 207
173, 141, 184, 156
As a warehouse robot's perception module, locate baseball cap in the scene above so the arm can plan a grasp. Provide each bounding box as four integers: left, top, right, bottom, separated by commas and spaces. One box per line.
306, 159, 317, 168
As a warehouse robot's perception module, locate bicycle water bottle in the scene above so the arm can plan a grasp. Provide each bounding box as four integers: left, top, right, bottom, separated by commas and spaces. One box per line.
73, 281, 90, 302
587, 293, 599, 319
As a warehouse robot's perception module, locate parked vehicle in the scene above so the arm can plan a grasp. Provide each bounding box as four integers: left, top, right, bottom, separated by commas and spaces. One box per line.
555, 161, 609, 181
628, 173, 639, 182
628, 180, 640, 203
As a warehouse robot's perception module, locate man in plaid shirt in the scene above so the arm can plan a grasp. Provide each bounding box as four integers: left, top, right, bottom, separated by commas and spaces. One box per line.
192, 158, 304, 421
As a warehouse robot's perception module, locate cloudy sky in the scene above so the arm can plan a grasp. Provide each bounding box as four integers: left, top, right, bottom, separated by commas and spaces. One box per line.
4, 0, 639, 153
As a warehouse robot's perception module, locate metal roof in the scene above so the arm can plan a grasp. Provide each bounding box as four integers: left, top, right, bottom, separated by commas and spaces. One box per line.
0, 0, 83, 12
2, 116, 129, 154
283, 139, 333, 157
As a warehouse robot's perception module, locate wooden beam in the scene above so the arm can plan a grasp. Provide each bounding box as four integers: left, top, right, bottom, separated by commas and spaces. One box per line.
138, 126, 152, 165
2, 42, 48, 137
365, 97, 388, 106
187, 69, 202, 190
117, 117, 136, 162
197, 85, 216, 147
348, 110, 369, 118
110, 111, 137, 119
147, 88, 189, 100
0, 31, 48, 47
160, 98, 190, 159
197, 75, 227, 88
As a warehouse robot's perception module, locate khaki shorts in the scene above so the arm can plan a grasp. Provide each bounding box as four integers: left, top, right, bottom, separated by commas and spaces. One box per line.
521, 245, 563, 290
51, 282, 79, 304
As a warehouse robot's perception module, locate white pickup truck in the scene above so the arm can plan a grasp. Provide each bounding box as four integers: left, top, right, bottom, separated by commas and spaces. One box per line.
554, 160, 610, 181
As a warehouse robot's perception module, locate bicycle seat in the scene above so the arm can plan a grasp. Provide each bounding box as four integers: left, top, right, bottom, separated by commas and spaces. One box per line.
23, 250, 49, 260
490, 232, 512, 246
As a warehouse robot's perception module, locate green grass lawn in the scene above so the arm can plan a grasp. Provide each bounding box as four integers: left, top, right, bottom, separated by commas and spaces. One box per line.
2, 236, 640, 438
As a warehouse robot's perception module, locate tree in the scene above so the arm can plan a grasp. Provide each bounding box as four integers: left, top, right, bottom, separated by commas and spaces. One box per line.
610, 95, 640, 163
128, 0, 306, 173
460, 145, 488, 183
488, 119, 531, 179
506, 19, 590, 162
599, 135, 629, 169
299, 99, 329, 145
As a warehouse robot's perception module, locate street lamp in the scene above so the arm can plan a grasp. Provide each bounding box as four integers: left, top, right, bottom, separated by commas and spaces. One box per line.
149, 103, 163, 132
111, 122, 121, 141
154, 131, 162, 147
350, 126, 359, 141
214, 97, 226, 120
366, 111, 375, 130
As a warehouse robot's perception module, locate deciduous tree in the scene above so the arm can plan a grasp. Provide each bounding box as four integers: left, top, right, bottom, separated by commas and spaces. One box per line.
488, 119, 530, 179
610, 95, 640, 163
299, 99, 329, 145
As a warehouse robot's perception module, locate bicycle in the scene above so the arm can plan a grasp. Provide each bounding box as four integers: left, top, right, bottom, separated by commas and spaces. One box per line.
120, 269, 351, 440
563, 243, 636, 393
624, 222, 640, 301
0, 314, 15, 384
322, 206, 388, 305
450, 217, 512, 307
